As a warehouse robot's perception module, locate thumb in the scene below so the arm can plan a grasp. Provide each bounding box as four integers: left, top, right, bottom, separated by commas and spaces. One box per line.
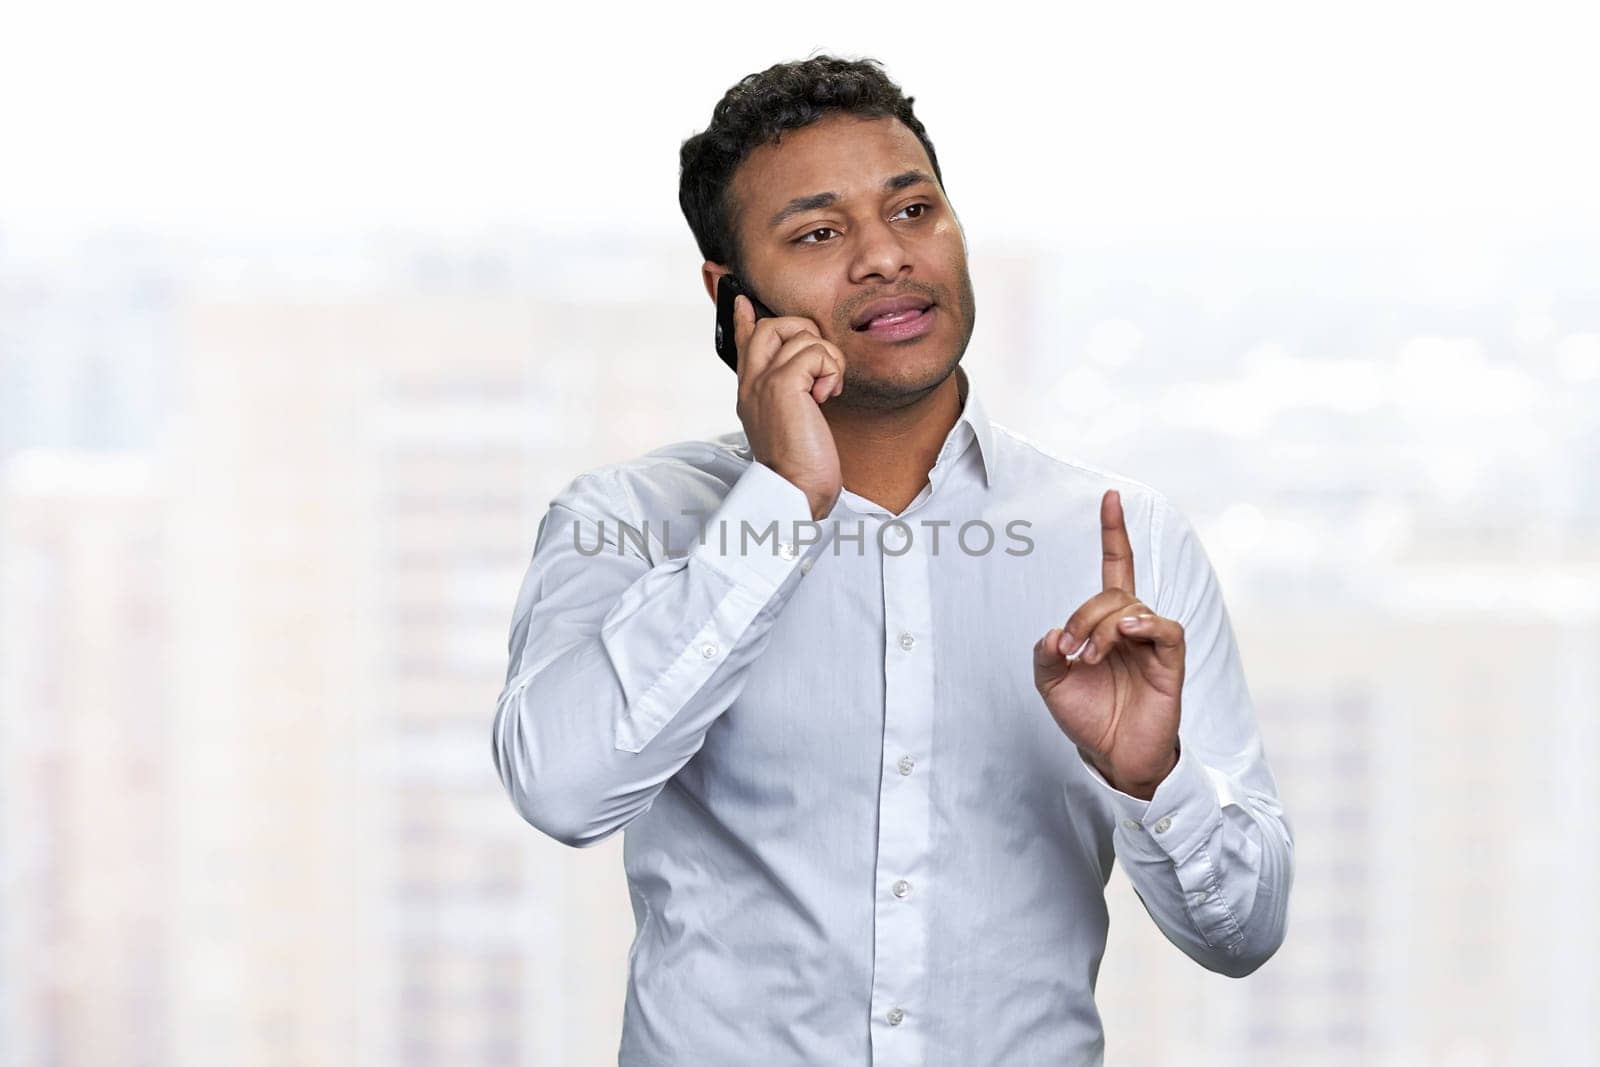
1033, 627, 1073, 674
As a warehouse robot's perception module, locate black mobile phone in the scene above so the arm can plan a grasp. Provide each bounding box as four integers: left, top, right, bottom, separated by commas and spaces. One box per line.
714, 273, 778, 372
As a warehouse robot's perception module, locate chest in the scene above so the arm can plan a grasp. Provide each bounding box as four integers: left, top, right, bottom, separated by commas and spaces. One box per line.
689, 536, 1094, 810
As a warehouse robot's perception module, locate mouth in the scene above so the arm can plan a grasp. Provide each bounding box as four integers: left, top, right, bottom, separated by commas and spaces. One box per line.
853, 302, 937, 341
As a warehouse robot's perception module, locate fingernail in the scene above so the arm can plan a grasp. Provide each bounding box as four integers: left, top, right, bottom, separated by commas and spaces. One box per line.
1060, 631, 1076, 653
1119, 616, 1143, 630
1083, 639, 1097, 662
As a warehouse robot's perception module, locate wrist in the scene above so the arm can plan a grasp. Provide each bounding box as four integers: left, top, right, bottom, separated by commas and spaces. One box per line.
1083, 743, 1180, 802
1120, 744, 1181, 800
809, 488, 839, 522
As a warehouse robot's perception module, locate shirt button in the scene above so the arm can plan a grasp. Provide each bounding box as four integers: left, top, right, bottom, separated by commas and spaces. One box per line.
887, 1007, 905, 1026
898, 631, 916, 651
892, 879, 911, 898
799, 556, 814, 574
778, 541, 797, 560
1121, 818, 1141, 831
1153, 815, 1172, 834
701, 642, 719, 659
898, 755, 915, 775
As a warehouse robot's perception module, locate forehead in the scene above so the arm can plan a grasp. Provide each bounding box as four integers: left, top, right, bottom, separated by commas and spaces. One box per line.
732, 113, 933, 217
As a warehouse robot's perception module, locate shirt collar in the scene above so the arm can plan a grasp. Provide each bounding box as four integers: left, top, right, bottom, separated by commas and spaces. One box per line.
936, 365, 996, 489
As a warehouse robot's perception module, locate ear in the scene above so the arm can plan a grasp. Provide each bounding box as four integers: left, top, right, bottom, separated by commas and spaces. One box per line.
702, 262, 731, 304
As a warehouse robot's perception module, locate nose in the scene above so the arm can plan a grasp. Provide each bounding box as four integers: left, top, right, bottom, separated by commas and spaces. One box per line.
849, 214, 913, 285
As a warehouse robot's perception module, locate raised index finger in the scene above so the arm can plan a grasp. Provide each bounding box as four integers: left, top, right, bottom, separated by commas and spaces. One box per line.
1101, 489, 1135, 594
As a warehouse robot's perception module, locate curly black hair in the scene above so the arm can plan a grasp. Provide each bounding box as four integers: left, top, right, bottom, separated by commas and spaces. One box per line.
678, 53, 945, 284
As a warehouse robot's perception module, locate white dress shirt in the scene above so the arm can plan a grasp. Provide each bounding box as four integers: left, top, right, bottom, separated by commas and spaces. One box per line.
492, 366, 1294, 1065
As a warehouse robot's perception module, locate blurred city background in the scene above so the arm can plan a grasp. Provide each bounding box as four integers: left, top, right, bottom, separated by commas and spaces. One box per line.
3, 3, 1598, 1066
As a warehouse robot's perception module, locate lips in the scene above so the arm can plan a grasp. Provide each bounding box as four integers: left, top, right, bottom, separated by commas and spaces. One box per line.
852, 295, 934, 330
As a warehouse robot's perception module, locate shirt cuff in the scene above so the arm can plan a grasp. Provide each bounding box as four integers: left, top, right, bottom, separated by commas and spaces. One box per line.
691, 460, 832, 597
1080, 739, 1224, 863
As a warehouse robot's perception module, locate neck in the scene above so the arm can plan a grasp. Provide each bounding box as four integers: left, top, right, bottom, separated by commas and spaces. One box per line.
824, 369, 965, 515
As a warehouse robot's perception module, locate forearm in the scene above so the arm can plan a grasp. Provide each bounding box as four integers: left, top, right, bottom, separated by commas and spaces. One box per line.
1081, 740, 1294, 977
492, 462, 827, 847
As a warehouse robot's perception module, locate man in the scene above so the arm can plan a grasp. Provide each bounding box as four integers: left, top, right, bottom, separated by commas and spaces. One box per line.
493, 54, 1293, 1065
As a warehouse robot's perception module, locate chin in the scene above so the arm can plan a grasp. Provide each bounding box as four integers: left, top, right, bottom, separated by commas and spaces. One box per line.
842, 348, 958, 402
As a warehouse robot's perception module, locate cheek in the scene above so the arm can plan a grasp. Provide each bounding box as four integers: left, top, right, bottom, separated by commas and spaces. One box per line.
769, 283, 837, 333
930, 218, 964, 251
925, 226, 968, 280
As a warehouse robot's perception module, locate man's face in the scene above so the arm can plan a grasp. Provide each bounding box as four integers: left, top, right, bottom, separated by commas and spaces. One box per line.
711, 112, 977, 409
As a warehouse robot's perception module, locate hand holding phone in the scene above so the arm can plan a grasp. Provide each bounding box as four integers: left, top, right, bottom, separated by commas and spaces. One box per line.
715, 274, 845, 521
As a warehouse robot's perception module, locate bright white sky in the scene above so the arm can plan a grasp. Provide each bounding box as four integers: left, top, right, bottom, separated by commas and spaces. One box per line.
2, 0, 1597, 244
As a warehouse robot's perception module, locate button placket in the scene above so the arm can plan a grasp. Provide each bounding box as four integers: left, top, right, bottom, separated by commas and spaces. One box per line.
869, 523, 932, 1063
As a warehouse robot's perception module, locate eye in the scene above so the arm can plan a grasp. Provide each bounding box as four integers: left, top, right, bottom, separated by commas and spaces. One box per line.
796, 226, 840, 245
895, 202, 931, 221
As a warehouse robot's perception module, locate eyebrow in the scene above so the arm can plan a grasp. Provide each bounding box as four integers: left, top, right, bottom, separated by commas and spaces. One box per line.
766, 169, 936, 231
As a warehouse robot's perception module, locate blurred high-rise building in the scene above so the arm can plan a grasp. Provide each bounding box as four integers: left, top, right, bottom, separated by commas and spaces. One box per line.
0, 452, 171, 1067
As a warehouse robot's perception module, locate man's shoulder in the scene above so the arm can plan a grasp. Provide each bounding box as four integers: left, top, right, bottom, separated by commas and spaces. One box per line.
548, 430, 753, 520
988, 420, 1170, 510
987, 422, 1195, 610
